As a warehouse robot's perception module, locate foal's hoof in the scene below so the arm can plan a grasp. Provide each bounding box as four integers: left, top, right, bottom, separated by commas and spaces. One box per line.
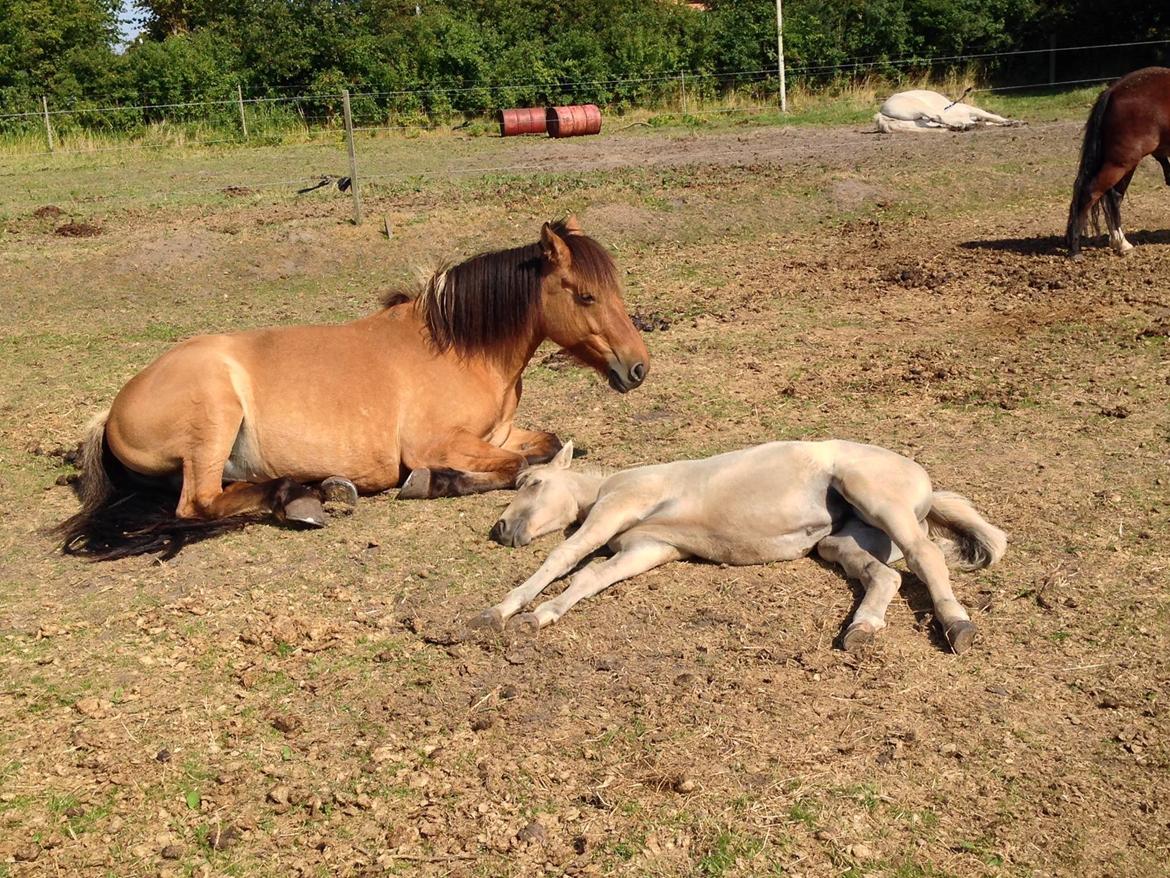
944, 619, 977, 655
397, 468, 431, 500
283, 496, 326, 528
842, 622, 876, 653
507, 612, 542, 635
319, 476, 358, 508
467, 607, 505, 633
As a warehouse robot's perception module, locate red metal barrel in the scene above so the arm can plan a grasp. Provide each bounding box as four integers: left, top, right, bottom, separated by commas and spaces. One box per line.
545, 104, 602, 138
498, 107, 548, 136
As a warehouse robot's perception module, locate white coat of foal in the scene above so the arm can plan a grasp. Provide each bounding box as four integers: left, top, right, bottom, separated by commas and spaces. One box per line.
875, 89, 1021, 133
476, 440, 1007, 654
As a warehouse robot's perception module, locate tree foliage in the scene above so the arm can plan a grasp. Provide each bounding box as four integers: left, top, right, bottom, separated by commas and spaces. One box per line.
1, 0, 1166, 123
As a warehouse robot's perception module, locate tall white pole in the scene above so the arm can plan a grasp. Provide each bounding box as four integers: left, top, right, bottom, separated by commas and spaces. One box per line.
775, 0, 787, 113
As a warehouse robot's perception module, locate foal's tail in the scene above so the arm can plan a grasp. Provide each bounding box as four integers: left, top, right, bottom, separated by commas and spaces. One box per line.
1066, 85, 1114, 253
51, 412, 250, 561
926, 491, 1007, 572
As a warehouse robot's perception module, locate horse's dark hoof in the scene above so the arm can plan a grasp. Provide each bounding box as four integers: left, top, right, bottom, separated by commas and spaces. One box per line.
397, 468, 431, 500
1069, 251, 1084, 263
842, 621, 876, 653
320, 476, 358, 508
944, 619, 977, 654
283, 496, 326, 528
468, 607, 505, 633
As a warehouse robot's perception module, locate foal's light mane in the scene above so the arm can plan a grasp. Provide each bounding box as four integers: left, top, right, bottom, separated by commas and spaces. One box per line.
380, 221, 621, 358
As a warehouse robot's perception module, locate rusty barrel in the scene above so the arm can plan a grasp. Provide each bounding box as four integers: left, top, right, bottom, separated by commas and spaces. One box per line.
498, 107, 548, 136
545, 104, 602, 138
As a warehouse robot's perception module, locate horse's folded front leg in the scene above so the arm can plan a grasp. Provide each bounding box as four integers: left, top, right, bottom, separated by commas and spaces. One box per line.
501, 427, 563, 465
398, 431, 527, 500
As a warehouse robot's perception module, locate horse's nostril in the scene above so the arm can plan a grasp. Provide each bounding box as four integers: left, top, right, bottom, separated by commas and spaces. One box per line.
490, 520, 509, 543
630, 362, 646, 383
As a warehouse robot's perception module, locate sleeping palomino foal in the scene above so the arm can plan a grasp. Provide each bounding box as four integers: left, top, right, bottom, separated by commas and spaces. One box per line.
874, 89, 1020, 133
475, 440, 1006, 654
56, 218, 648, 559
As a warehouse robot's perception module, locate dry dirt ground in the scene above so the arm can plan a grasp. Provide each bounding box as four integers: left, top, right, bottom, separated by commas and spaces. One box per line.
1, 118, 1168, 878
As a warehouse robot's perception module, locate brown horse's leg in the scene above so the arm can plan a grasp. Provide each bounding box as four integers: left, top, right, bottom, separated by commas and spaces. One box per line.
1157, 155, 1170, 186
1104, 168, 1137, 254
1076, 161, 1134, 255
501, 428, 563, 465
398, 432, 527, 500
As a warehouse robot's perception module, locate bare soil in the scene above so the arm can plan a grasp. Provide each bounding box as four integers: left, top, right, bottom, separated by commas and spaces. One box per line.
0, 119, 1168, 878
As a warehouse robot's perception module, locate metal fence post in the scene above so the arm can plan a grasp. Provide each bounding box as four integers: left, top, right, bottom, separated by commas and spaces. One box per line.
1049, 36, 1056, 85
41, 96, 54, 153
341, 89, 363, 226
680, 71, 687, 116
237, 84, 249, 139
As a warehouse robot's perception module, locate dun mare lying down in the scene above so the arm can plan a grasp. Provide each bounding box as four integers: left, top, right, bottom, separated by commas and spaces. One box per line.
56, 218, 649, 560
477, 440, 1006, 654
1067, 67, 1170, 257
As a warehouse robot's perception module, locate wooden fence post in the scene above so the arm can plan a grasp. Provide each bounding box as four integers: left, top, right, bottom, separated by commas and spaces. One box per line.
341, 89, 363, 226
680, 71, 687, 116
41, 96, 54, 153
237, 84, 249, 139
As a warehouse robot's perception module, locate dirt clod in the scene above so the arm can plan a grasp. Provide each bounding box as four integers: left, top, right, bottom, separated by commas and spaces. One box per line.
33, 205, 64, 219
155, 748, 172, 763
205, 824, 240, 851
271, 714, 303, 734
55, 221, 102, 237
516, 820, 547, 845
470, 713, 496, 732
160, 844, 184, 860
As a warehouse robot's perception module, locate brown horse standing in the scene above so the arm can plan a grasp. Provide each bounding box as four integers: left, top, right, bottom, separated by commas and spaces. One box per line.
56, 218, 649, 559
1067, 67, 1170, 257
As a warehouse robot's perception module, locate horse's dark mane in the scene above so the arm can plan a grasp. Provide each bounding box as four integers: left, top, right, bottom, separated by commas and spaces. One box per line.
381, 221, 620, 356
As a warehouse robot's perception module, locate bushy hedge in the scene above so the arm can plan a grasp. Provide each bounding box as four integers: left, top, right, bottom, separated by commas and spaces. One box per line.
2, 0, 1167, 131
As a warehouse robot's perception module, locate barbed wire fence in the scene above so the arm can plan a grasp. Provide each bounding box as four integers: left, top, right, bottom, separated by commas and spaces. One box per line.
2, 37, 1167, 221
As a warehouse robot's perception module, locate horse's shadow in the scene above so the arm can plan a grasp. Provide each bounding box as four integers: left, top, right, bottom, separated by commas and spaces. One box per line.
959, 228, 1170, 256
816, 557, 951, 653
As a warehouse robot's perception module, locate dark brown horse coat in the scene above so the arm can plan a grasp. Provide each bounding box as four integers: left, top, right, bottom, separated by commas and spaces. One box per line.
1067, 67, 1170, 256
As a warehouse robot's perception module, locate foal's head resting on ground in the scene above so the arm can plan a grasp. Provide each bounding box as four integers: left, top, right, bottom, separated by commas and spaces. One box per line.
490, 443, 593, 547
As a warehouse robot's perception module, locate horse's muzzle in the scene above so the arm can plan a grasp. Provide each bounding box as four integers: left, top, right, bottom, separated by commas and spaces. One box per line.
490, 519, 527, 547
608, 361, 647, 393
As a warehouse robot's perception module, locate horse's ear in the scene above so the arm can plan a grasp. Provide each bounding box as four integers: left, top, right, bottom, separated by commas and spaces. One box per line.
552, 441, 574, 469
562, 214, 583, 235
541, 222, 572, 269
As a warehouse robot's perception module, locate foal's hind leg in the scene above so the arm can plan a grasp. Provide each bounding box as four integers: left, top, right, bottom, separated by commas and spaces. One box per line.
835, 479, 975, 653
816, 520, 903, 652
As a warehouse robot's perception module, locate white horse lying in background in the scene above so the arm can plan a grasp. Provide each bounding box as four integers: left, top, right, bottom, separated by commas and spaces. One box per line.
875, 89, 1021, 133
476, 440, 1006, 654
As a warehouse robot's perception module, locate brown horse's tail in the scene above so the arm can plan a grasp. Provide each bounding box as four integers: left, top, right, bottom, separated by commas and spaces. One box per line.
52, 412, 251, 561
1066, 85, 1114, 254
926, 491, 1007, 572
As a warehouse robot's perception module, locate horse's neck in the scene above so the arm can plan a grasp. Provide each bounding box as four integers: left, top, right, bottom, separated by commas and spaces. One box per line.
569, 468, 609, 519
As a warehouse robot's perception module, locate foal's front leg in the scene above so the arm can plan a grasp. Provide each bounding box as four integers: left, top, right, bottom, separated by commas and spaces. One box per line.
470, 496, 648, 631
509, 537, 686, 632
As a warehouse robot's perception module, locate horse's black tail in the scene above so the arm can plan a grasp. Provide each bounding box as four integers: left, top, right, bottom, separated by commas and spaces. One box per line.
51, 413, 251, 561
1066, 85, 1114, 254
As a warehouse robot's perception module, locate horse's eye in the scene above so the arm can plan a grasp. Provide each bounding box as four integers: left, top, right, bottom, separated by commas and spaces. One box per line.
577, 292, 596, 305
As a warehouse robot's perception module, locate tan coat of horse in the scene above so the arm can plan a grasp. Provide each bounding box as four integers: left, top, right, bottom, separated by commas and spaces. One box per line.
57, 218, 649, 559
478, 440, 1006, 654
